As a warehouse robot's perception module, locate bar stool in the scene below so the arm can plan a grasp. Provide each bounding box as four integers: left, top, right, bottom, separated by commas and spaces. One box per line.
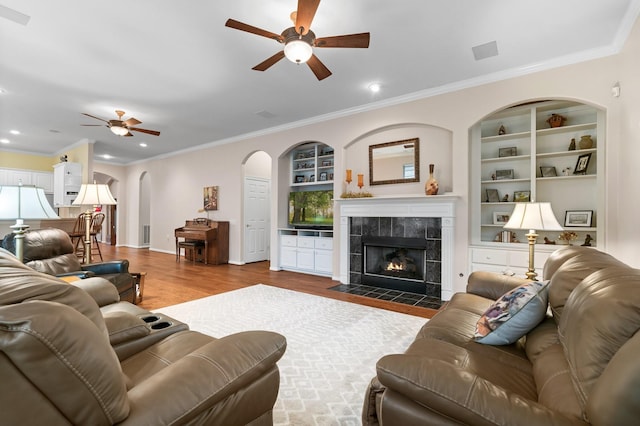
178, 240, 205, 264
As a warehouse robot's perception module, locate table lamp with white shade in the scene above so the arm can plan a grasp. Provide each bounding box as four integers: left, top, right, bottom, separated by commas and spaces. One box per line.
503, 202, 563, 281
0, 184, 59, 262
72, 182, 117, 264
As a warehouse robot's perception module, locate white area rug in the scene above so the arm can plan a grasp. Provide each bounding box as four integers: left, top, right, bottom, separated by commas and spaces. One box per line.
159, 284, 427, 426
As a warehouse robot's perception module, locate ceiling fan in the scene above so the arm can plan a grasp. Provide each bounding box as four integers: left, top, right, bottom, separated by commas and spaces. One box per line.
225, 0, 370, 81
81, 110, 160, 137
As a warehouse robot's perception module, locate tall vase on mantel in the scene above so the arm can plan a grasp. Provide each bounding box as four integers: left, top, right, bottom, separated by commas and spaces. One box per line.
425, 164, 439, 196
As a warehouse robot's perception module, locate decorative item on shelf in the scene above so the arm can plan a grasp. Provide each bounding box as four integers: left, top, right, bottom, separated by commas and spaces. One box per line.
357, 173, 364, 190
340, 190, 373, 198
486, 188, 500, 203
578, 135, 593, 149
0, 183, 59, 262
498, 125, 506, 135
425, 164, 439, 195
502, 194, 509, 202
495, 169, 514, 180
564, 210, 593, 227
573, 153, 592, 175
568, 138, 576, 151
498, 147, 517, 157
504, 202, 563, 280
491, 173, 496, 181
540, 166, 557, 177
513, 190, 531, 202
581, 234, 593, 246
345, 169, 352, 185
558, 231, 578, 245
546, 113, 566, 128
72, 182, 117, 264
543, 237, 556, 245
59, 154, 68, 162
562, 167, 571, 176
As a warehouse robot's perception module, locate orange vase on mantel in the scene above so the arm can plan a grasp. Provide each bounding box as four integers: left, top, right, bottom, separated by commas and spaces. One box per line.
425, 164, 439, 196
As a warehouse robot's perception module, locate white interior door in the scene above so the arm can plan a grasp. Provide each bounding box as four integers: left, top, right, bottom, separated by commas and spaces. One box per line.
243, 177, 270, 263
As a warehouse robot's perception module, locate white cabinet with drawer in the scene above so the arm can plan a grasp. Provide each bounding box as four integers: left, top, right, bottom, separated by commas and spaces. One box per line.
470, 245, 555, 279
278, 229, 333, 277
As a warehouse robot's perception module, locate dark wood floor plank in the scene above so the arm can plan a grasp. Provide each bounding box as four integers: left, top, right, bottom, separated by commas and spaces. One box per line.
99, 245, 437, 319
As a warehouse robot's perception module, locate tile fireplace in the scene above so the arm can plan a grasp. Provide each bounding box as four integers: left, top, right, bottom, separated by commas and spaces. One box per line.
337, 195, 456, 301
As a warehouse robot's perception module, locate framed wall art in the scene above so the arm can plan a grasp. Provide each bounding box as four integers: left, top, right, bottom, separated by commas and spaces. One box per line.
564, 210, 593, 227
203, 186, 218, 211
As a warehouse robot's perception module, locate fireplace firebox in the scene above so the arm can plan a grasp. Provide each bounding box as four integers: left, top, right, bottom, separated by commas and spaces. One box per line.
363, 236, 429, 294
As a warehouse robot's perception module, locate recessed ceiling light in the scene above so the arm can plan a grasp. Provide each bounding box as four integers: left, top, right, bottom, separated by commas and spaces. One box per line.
0, 138, 10, 144
9, 130, 20, 135
139, 142, 147, 148
368, 83, 381, 93
102, 154, 112, 159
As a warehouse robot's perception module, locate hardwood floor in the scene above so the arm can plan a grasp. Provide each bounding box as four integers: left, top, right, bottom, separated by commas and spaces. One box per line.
98, 244, 437, 319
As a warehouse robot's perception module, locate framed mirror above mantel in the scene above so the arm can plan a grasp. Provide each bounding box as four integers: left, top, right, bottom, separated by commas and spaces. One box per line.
369, 138, 420, 185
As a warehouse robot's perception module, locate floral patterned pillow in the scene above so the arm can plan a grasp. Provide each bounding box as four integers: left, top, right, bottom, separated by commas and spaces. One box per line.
474, 280, 550, 345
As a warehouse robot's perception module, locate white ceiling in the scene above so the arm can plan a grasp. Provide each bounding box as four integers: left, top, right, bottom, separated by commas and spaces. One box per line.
1, 0, 639, 165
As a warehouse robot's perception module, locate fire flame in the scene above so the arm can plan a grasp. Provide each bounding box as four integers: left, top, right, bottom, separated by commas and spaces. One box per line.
385, 262, 405, 272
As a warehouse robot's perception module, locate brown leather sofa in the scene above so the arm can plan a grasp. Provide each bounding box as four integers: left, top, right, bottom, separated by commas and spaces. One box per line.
0, 247, 287, 425
2, 227, 138, 303
363, 246, 640, 425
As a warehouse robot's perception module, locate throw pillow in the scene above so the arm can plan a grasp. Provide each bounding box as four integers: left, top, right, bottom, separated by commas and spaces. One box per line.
474, 280, 550, 345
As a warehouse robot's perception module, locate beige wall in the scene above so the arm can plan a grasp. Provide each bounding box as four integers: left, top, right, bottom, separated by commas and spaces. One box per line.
10, 16, 640, 294
0, 151, 57, 171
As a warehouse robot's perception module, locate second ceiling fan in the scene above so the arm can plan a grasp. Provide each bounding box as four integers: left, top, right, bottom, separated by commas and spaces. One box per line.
225, 0, 370, 81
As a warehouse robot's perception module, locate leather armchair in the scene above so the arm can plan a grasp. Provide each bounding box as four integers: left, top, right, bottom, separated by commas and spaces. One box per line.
1, 227, 137, 303
0, 247, 287, 425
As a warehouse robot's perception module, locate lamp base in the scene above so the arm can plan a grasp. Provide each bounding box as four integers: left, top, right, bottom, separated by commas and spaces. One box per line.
10, 219, 29, 263
525, 231, 538, 281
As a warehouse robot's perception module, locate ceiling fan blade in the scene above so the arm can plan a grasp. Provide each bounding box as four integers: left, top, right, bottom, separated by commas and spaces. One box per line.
81, 124, 105, 127
315, 33, 370, 48
129, 127, 160, 136
295, 0, 320, 35
123, 117, 142, 126
225, 19, 283, 42
252, 51, 286, 71
307, 54, 332, 81
81, 112, 109, 123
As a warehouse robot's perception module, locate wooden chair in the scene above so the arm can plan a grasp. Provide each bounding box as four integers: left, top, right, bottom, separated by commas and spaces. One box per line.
90, 213, 106, 262
68, 213, 87, 261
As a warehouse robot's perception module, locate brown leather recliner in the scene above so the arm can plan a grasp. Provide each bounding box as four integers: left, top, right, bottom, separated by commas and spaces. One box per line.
364, 246, 640, 425
0, 247, 287, 425
2, 227, 137, 303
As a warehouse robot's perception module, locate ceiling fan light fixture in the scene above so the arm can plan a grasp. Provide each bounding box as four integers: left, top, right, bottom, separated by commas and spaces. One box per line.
284, 39, 313, 63
110, 125, 129, 136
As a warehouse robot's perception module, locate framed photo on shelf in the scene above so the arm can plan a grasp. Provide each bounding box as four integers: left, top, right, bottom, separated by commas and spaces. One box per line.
294, 175, 305, 183
573, 153, 592, 175
565, 210, 593, 227
319, 172, 328, 181
493, 212, 511, 225
498, 147, 517, 158
513, 190, 531, 202
486, 188, 500, 203
495, 169, 514, 180
540, 166, 557, 177
321, 160, 332, 167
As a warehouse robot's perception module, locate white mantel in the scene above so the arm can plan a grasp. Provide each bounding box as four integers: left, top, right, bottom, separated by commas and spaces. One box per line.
336, 194, 457, 301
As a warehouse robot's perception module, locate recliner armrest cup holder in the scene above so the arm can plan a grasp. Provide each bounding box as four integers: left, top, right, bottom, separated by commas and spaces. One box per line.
140, 314, 176, 331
